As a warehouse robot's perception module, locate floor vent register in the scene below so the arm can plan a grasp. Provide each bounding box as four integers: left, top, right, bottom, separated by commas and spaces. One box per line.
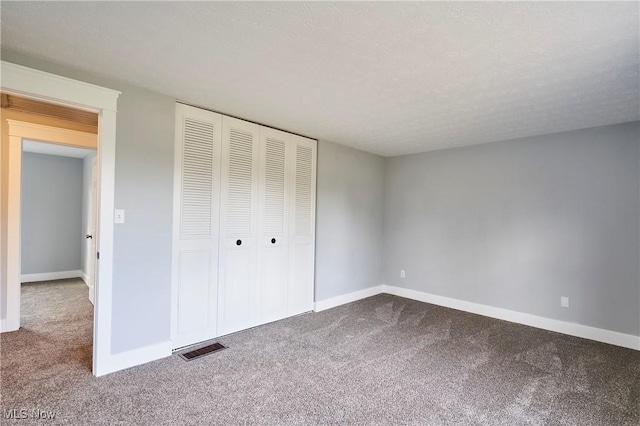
178, 342, 227, 361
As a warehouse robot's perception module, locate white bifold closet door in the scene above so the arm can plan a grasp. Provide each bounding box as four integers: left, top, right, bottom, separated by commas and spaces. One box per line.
172, 103, 317, 348
217, 127, 317, 334
218, 116, 261, 336
171, 104, 223, 349
257, 127, 291, 324
288, 135, 317, 316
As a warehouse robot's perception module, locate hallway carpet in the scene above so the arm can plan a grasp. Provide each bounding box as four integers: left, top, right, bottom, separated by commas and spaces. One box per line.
1, 280, 639, 425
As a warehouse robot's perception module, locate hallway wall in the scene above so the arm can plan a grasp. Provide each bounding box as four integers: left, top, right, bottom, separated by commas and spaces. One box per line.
21, 152, 83, 276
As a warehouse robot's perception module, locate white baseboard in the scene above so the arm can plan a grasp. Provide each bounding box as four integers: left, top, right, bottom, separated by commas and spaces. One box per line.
21, 270, 83, 283
0, 317, 20, 333
382, 285, 640, 351
314, 285, 384, 312
80, 272, 89, 285
310, 284, 639, 351
95, 341, 172, 377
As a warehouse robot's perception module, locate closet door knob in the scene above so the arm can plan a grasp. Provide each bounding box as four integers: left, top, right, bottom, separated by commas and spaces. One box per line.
236, 239, 242, 246
271, 238, 276, 244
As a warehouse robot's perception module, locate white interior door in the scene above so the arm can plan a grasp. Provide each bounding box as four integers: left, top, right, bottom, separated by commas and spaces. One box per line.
288, 135, 317, 316
171, 104, 222, 349
257, 127, 291, 324
218, 116, 260, 336
86, 156, 98, 304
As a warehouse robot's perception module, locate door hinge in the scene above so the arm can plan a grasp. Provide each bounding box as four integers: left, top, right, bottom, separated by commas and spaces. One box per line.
97, 252, 100, 260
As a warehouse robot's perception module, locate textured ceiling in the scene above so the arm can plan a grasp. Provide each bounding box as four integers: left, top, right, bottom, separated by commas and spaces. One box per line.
1, 2, 638, 156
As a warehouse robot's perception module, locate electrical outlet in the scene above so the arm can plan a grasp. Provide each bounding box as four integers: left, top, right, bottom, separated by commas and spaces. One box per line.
400, 270, 406, 278
560, 296, 569, 308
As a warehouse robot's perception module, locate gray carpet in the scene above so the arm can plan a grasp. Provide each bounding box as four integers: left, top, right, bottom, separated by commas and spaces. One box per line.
1, 279, 639, 425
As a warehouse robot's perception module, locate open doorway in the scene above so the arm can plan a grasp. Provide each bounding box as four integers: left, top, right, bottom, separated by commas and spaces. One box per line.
21, 141, 97, 291
1, 92, 99, 373
20, 139, 97, 369
1, 61, 120, 376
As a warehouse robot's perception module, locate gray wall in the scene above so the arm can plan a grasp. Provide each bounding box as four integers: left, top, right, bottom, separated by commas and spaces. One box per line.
6, 50, 637, 356
5, 50, 384, 354
315, 140, 385, 301
3, 50, 176, 353
384, 122, 640, 336
110, 88, 175, 352
81, 152, 97, 275
21, 153, 83, 275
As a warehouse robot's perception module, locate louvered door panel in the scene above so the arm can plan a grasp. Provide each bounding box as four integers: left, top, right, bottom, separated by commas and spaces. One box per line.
181, 118, 214, 238
288, 136, 317, 316
226, 129, 254, 237
171, 104, 222, 349
294, 145, 314, 236
218, 116, 260, 335
263, 137, 287, 235
257, 128, 291, 324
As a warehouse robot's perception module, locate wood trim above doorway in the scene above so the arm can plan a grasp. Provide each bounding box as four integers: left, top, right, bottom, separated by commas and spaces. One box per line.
6, 120, 98, 149
2, 93, 99, 129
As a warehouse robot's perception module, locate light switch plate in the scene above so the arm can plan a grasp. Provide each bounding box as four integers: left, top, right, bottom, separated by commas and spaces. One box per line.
114, 209, 125, 224
560, 296, 569, 308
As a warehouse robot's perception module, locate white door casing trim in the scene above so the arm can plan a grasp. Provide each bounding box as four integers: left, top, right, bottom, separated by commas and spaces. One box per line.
1, 60, 121, 376
86, 155, 98, 305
